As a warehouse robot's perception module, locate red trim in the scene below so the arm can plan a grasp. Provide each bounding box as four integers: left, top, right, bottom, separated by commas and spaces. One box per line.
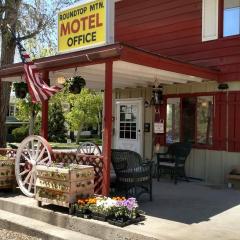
102, 61, 113, 196
218, 0, 224, 38
120, 45, 220, 81
0, 43, 220, 82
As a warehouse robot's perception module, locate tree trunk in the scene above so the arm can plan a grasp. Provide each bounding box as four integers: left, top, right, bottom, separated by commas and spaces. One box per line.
0, 33, 16, 147
76, 127, 83, 144
0, 0, 21, 147
29, 107, 35, 136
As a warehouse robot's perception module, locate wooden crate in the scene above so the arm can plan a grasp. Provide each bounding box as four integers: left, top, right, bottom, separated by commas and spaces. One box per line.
36, 164, 95, 208
0, 158, 15, 190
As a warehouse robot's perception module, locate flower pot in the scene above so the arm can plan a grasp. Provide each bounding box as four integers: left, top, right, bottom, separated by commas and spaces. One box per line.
107, 215, 145, 227
92, 213, 108, 222
69, 84, 82, 94
15, 88, 27, 99
75, 209, 92, 219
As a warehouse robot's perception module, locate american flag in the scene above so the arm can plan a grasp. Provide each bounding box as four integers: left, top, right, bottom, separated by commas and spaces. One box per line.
16, 38, 62, 103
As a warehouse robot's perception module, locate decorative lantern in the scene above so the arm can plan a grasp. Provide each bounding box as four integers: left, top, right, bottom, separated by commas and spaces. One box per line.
150, 85, 163, 106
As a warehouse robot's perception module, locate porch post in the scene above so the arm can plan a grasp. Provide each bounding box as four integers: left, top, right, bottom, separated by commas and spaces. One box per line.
102, 60, 113, 196
40, 71, 49, 140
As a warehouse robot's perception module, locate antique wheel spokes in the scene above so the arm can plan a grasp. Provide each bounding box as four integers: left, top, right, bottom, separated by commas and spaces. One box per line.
77, 142, 101, 156
15, 135, 52, 197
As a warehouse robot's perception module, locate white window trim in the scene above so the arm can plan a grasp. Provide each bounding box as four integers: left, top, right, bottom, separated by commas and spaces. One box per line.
202, 0, 219, 42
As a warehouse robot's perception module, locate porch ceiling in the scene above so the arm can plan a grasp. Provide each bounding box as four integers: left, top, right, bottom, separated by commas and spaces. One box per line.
0, 43, 220, 88
48, 60, 207, 90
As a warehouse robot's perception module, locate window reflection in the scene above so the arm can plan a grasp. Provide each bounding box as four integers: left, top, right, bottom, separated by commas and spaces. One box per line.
197, 96, 213, 145
166, 96, 213, 146
166, 98, 180, 144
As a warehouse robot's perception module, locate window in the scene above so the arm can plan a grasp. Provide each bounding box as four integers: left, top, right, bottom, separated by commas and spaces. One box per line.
224, 0, 240, 37
8, 104, 15, 117
166, 98, 180, 144
197, 96, 213, 145
202, 0, 240, 41
182, 97, 196, 143
166, 96, 214, 146
119, 104, 137, 140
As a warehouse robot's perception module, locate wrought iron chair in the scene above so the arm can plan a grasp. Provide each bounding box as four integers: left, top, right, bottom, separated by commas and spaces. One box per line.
111, 149, 153, 201
157, 142, 192, 184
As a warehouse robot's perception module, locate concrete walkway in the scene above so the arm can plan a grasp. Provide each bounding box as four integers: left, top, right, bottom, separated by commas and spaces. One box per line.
0, 180, 239, 240
140, 179, 240, 240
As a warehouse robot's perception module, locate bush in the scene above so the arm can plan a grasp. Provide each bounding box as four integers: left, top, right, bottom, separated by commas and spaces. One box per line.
12, 125, 29, 142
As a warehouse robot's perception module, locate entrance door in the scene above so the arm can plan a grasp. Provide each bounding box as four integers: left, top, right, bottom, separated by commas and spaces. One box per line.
114, 99, 143, 156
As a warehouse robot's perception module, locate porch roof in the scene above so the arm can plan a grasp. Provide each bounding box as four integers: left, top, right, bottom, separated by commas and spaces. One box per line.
0, 43, 220, 89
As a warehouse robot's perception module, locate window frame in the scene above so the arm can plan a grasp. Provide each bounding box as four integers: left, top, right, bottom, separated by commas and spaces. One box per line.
164, 92, 215, 150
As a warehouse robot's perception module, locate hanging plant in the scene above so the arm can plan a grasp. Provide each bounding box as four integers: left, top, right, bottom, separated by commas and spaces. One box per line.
67, 76, 86, 94
13, 82, 28, 99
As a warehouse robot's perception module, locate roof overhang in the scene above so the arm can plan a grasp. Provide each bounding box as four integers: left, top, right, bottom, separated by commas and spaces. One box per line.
0, 43, 220, 89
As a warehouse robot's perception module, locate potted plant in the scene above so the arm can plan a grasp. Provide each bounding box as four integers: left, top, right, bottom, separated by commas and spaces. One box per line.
13, 82, 28, 99
107, 197, 144, 227
67, 76, 86, 94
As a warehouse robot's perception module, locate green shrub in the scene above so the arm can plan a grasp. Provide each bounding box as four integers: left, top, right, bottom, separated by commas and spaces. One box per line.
12, 125, 29, 142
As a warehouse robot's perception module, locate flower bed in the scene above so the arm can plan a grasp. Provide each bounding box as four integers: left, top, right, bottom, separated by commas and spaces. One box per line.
73, 196, 145, 227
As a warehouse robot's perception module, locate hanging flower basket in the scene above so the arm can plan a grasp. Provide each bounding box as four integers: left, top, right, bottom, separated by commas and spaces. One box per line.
13, 82, 28, 99
68, 76, 86, 94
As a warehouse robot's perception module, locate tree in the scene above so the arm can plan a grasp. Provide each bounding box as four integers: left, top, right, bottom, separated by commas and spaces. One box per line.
48, 102, 67, 143
64, 89, 103, 143
0, 0, 76, 147
15, 96, 41, 135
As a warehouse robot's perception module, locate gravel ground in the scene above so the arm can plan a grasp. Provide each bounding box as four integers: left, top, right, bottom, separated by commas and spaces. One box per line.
0, 228, 42, 240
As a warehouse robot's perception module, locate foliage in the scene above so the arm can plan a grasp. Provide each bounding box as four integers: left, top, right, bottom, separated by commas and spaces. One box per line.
75, 196, 141, 219
15, 96, 41, 135
48, 102, 67, 143
64, 88, 103, 142
0, 0, 78, 147
12, 125, 29, 142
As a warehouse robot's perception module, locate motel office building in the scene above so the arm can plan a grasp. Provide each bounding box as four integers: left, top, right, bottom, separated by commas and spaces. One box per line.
2, 0, 240, 187
112, 0, 240, 185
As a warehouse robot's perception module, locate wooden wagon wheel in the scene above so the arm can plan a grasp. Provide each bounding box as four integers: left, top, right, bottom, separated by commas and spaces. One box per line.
77, 142, 101, 156
15, 135, 52, 197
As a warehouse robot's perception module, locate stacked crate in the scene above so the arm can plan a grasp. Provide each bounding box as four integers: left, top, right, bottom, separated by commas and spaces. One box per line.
36, 164, 95, 208
0, 156, 15, 190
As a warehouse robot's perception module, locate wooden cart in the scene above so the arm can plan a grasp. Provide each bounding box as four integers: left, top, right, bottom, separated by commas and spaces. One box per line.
0, 156, 15, 191
36, 164, 95, 213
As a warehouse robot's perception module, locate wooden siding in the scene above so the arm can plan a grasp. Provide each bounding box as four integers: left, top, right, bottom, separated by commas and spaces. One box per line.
115, 0, 240, 81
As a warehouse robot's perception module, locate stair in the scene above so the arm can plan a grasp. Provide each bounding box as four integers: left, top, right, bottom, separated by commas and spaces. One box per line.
0, 194, 158, 240
0, 209, 100, 240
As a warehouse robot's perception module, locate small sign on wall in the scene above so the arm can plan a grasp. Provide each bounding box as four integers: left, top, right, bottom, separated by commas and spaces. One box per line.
144, 123, 150, 133
154, 120, 164, 134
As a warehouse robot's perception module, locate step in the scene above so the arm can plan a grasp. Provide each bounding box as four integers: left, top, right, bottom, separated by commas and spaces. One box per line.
0, 194, 160, 240
0, 209, 100, 240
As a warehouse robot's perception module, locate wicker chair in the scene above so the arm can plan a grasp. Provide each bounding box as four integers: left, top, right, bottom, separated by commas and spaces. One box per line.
111, 149, 153, 201
157, 142, 192, 184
